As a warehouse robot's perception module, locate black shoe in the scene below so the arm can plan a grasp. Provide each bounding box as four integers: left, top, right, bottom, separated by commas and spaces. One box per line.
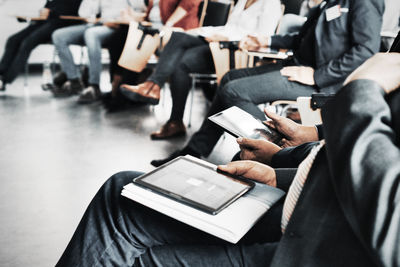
53, 71, 67, 87
103, 90, 141, 112
150, 147, 200, 167
51, 79, 83, 97
77, 85, 102, 104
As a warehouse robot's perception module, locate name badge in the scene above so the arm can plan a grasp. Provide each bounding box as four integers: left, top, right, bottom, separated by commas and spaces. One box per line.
325, 5, 341, 21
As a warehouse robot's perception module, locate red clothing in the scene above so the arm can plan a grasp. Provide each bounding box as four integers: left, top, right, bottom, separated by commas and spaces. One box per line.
146, 0, 202, 30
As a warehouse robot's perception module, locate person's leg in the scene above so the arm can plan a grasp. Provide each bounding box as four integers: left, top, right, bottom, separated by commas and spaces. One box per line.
2, 22, 60, 84
168, 44, 215, 122
136, 242, 278, 267
148, 31, 207, 87
57, 171, 282, 266
0, 23, 41, 74
52, 24, 87, 81
83, 25, 115, 86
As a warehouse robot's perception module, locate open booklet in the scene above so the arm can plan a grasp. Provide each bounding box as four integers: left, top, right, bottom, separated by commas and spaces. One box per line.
121, 155, 285, 244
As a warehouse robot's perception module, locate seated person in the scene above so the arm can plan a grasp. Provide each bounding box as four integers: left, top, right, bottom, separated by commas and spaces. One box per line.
103, 0, 202, 107
120, 0, 282, 139
50, 0, 129, 101
0, 0, 82, 91
55, 53, 400, 266
151, 0, 384, 167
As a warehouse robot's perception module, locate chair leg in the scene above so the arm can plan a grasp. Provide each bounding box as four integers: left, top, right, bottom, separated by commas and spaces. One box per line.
188, 77, 196, 128
24, 63, 29, 87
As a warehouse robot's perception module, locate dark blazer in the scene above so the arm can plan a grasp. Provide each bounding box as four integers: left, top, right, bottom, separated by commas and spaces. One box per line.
271, 0, 384, 92
44, 0, 82, 20
270, 79, 400, 266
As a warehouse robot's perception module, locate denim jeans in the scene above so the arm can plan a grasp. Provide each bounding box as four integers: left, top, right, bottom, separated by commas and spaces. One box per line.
52, 24, 115, 85
148, 32, 214, 121
0, 20, 71, 84
187, 61, 316, 157
56, 171, 282, 266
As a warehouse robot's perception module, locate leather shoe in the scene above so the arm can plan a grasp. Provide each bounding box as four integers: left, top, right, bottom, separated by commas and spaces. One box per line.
150, 120, 186, 140
120, 81, 160, 105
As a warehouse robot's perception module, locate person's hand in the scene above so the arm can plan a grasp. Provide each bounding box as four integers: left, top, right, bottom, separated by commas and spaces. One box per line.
218, 161, 277, 187
39, 8, 50, 19
280, 66, 315, 86
264, 109, 318, 148
237, 137, 281, 165
239, 35, 269, 51
344, 53, 400, 94
205, 34, 229, 43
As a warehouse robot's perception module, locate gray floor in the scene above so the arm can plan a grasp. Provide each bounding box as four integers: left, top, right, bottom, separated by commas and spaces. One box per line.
0, 1, 239, 266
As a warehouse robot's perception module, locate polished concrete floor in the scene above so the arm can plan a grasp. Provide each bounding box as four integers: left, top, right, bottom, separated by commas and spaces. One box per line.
0, 1, 238, 266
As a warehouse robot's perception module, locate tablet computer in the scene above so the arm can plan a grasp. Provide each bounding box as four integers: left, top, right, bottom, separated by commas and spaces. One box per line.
133, 156, 255, 215
208, 106, 283, 144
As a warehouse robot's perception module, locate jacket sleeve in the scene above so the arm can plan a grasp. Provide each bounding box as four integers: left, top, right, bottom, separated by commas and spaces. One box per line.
270, 33, 299, 49
322, 79, 400, 267
271, 142, 320, 168
314, 0, 384, 88
275, 168, 297, 192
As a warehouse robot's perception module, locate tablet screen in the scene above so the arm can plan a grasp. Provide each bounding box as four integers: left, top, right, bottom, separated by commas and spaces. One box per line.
134, 157, 253, 214
209, 106, 282, 144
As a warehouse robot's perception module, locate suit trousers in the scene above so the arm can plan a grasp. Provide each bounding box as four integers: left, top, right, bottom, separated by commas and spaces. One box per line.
187, 61, 316, 157
0, 20, 69, 84
56, 171, 283, 266
148, 32, 215, 122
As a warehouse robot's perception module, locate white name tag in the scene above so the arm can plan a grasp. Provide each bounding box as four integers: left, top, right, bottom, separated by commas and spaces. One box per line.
326, 5, 341, 21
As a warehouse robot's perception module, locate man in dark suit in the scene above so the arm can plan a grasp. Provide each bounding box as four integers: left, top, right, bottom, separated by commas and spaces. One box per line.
56, 53, 400, 266
0, 0, 82, 91
151, 0, 385, 167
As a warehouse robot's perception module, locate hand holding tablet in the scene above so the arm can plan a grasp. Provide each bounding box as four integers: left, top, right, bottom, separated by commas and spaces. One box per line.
208, 106, 283, 144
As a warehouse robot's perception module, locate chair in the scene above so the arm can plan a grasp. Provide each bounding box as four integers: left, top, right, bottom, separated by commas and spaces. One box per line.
280, 0, 304, 15
198, 0, 233, 27
117, 22, 175, 73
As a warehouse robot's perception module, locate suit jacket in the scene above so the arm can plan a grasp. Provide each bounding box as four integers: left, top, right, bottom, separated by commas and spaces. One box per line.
271, 79, 400, 266
270, 0, 384, 92
44, 0, 82, 20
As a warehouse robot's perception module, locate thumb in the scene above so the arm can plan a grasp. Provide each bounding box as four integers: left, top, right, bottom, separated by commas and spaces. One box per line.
264, 109, 282, 123
218, 161, 252, 176
217, 163, 239, 175
237, 137, 260, 149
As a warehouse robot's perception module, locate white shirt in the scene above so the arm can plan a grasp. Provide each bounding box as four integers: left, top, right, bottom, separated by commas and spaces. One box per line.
196, 0, 282, 41
79, 0, 128, 20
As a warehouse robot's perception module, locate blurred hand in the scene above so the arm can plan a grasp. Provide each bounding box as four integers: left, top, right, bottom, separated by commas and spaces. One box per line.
205, 34, 229, 42
237, 137, 281, 165
264, 109, 318, 148
39, 8, 50, 19
344, 53, 400, 94
280, 66, 315, 86
218, 161, 277, 187
239, 35, 269, 51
